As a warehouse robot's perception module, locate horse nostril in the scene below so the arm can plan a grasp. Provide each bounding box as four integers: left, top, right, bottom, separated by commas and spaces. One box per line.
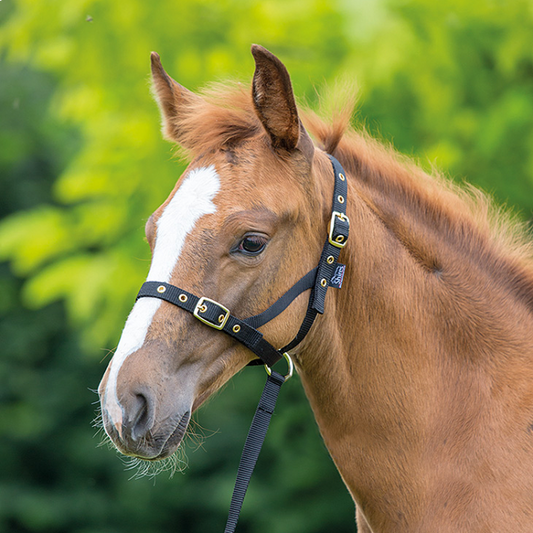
129, 392, 155, 441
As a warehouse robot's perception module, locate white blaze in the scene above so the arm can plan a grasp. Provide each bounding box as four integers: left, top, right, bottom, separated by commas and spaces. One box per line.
104, 166, 220, 429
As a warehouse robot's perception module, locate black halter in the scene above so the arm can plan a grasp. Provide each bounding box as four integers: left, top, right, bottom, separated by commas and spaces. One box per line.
136, 154, 349, 532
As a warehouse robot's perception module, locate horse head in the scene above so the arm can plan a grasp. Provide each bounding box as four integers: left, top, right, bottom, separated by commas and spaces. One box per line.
98, 46, 333, 460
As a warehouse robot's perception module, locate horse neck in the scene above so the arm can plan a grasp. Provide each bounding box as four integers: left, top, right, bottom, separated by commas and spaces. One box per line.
299, 147, 533, 412
297, 172, 438, 441
296, 151, 533, 521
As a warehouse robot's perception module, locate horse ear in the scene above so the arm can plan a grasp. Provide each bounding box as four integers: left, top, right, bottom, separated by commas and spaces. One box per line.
150, 52, 199, 144
251, 45, 301, 152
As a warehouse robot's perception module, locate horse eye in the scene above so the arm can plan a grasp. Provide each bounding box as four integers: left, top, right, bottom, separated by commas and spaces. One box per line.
239, 235, 268, 255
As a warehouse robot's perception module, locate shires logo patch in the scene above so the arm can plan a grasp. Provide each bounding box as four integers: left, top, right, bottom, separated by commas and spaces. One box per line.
330, 264, 346, 289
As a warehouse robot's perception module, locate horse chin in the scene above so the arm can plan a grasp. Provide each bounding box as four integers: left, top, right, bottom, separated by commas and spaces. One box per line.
152, 410, 191, 460
104, 410, 191, 461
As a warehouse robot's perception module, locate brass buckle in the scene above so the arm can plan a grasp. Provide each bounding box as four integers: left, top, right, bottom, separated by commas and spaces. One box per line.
193, 297, 230, 330
328, 211, 350, 248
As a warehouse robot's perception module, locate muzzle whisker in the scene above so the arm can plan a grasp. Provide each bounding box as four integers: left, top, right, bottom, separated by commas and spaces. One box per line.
99, 347, 116, 364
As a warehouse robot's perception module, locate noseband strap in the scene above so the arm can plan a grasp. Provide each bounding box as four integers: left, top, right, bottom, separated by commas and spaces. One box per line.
136, 154, 349, 532
137, 280, 286, 367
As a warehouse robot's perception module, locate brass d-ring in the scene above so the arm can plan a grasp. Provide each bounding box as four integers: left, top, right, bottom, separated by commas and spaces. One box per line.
264, 352, 294, 380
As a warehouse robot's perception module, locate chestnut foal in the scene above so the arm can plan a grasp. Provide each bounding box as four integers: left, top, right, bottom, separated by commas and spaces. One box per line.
99, 45, 533, 532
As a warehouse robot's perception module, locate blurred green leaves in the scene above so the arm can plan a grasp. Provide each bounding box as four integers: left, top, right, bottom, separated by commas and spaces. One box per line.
2, 0, 533, 532
351, 0, 533, 212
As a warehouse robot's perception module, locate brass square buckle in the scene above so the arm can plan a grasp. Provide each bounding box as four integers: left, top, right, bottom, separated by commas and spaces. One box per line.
328, 211, 350, 248
193, 297, 230, 330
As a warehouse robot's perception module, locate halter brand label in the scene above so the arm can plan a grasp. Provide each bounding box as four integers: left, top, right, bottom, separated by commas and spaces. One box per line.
330, 264, 346, 289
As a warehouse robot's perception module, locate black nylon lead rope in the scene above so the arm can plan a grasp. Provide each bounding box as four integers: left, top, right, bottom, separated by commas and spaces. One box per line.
223, 371, 285, 533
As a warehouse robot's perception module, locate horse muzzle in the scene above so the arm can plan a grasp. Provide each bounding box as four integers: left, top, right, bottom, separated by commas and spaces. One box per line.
98, 363, 194, 460
101, 397, 191, 460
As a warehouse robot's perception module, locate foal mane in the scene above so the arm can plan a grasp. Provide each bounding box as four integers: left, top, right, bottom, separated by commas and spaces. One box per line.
169, 81, 263, 155
304, 104, 533, 274
175, 81, 533, 301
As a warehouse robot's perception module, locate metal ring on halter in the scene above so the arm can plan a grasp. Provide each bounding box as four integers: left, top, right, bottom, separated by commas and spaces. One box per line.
264, 352, 294, 380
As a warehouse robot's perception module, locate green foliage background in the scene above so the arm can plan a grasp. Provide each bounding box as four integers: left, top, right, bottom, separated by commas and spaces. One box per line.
1, 1, 533, 532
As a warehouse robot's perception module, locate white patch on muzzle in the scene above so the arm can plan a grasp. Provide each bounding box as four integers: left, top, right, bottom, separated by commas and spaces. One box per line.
103, 165, 221, 431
